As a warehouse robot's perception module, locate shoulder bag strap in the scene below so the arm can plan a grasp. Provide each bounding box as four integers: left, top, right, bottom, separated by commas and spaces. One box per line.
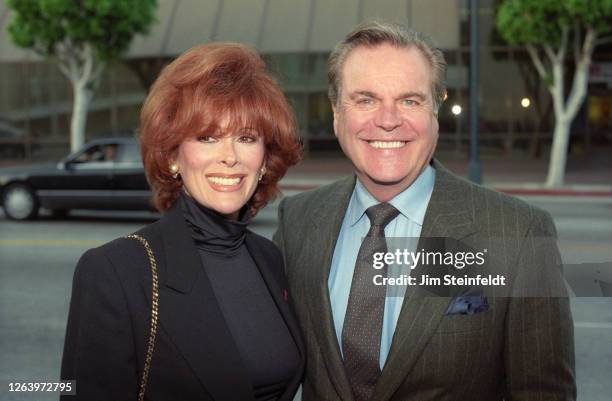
125, 234, 159, 401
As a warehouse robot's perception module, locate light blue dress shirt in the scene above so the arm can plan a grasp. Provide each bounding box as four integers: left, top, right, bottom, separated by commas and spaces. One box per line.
328, 165, 436, 370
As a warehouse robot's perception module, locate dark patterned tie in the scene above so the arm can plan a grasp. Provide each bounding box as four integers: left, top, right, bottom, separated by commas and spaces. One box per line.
341, 202, 399, 401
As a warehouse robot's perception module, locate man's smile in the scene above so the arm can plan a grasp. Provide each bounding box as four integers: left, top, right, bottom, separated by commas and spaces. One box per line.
367, 140, 408, 149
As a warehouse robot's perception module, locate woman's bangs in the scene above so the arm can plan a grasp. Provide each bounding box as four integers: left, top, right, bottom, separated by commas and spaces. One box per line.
218, 94, 276, 141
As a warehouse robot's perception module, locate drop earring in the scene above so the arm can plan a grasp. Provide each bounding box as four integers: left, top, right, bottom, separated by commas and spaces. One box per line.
258, 166, 267, 182
169, 164, 179, 179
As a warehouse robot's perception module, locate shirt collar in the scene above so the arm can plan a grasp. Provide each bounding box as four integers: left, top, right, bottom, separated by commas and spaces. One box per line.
348, 164, 436, 227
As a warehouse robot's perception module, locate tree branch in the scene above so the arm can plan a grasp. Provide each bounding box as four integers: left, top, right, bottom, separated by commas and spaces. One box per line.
77, 43, 94, 87
67, 48, 80, 83
557, 25, 569, 62
573, 20, 581, 65
90, 60, 106, 92
551, 60, 564, 118
56, 59, 72, 80
565, 26, 597, 120
526, 45, 549, 82
544, 44, 557, 64
582, 26, 597, 59
54, 38, 81, 83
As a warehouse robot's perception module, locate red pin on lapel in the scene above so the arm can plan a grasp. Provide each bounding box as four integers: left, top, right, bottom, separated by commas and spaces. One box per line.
283, 289, 288, 301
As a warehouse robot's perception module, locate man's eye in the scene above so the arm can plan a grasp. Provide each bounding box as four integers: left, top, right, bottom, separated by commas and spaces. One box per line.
356, 98, 374, 105
196, 136, 217, 143
402, 99, 418, 106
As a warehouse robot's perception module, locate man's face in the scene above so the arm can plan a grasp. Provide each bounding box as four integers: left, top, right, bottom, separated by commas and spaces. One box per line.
333, 43, 439, 201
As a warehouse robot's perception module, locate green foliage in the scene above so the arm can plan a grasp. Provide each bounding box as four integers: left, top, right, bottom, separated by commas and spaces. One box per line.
7, 0, 157, 61
566, 0, 612, 32
496, 0, 570, 46
496, 0, 612, 46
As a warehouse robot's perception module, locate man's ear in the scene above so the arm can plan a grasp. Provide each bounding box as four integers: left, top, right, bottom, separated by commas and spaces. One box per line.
432, 114, 439, 138
332, 102, 339, 138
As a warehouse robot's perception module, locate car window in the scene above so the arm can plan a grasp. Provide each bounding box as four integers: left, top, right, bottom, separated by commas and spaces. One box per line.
73, 144, 118, 164
115, 142, 142, 164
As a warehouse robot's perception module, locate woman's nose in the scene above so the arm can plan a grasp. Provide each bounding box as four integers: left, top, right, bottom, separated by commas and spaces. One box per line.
219, 139, 238, 167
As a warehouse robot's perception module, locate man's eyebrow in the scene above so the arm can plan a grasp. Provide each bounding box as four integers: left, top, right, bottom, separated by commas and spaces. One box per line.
397, 91, 427, 101
349, 91, 377, 99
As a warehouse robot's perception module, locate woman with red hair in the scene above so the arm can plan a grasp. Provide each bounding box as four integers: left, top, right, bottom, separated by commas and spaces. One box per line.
61, 43, 304, 401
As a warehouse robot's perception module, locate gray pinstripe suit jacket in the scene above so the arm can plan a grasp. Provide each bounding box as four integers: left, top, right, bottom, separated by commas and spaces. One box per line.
274, 161, 576, 401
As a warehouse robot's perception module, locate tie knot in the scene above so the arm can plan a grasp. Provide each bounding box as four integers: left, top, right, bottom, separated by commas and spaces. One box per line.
365, 203, 399, 228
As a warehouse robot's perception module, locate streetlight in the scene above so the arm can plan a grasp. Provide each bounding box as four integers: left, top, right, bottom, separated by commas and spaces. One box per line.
521, 97, 531, 108
468, 0, 482, 184
452, 104, 462, 115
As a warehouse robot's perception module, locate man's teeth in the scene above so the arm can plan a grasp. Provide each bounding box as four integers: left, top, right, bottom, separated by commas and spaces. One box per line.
208, 176, 242, 186
368, 141, 406, 149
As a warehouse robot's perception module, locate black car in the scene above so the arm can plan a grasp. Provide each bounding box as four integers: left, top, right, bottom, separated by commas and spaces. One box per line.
0, 138, 153, 220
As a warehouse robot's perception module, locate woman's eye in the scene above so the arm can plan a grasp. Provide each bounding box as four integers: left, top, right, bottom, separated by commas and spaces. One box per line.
238, 135, 258, 143
196, 136, 216, 143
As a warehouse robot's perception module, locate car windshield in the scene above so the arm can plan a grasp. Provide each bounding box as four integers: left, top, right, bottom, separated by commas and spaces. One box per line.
73, 144, 118, 163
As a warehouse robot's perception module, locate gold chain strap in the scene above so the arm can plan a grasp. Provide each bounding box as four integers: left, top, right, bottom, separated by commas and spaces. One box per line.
126, 234, 159, 401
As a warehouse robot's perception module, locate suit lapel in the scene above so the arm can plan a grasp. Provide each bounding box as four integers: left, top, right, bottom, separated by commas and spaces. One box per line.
148, 202, 255, 401
373, 162, 476, 401
304, 176, 356, 401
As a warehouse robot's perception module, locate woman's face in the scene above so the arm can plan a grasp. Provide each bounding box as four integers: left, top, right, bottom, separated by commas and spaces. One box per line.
174, 122, 265, 220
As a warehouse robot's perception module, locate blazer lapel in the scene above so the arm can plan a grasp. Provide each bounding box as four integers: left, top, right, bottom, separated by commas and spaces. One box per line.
149, 203, 255, 401
303, 176, 356, 401
373, 161, 476, 401
244, 234, 306, 400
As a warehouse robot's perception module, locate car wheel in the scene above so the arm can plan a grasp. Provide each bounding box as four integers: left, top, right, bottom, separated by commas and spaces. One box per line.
2, 183, 39, 220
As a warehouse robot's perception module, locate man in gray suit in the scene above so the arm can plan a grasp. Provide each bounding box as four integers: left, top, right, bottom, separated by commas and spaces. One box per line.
274, 21, 575, 401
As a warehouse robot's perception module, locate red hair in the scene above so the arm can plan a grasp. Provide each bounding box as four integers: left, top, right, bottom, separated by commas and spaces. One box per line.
139, 43, 302, 213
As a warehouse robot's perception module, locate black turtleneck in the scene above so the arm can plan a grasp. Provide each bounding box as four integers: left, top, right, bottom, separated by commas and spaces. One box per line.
180, 193, 300, 401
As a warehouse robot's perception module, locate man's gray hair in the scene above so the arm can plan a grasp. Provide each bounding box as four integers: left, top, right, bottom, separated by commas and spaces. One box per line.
327, 20, 447, 114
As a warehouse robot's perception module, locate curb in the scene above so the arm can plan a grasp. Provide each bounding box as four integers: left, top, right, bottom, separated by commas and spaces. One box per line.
497, 188, 612, 197
279, 181, 612, 197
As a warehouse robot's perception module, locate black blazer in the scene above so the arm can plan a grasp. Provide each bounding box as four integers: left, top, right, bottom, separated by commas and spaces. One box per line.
61, 201, 305, 401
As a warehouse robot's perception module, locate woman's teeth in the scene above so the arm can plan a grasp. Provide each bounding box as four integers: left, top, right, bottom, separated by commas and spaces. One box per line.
368, 140, 406, 149
208, 176, 242, 186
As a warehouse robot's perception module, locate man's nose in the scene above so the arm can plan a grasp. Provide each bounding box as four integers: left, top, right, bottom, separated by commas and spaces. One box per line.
375, 104, 402, 131
219, 139, 238, 167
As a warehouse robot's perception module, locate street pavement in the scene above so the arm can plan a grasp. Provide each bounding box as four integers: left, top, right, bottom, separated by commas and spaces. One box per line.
0, 191, 611, 401
279, 149, 612, 195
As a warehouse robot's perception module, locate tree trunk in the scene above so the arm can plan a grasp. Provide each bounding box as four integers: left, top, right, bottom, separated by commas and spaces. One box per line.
545, 117, 571, 187
544, 41, 592, 188
70, 83, 93, 152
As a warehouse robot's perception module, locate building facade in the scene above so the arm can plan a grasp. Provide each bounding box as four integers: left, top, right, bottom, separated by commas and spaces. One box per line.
0, 0, 609, 160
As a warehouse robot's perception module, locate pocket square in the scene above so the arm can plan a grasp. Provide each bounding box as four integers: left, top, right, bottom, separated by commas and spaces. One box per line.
445, 295, 489, 315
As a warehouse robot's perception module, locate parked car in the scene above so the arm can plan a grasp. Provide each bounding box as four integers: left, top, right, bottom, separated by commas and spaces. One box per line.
0, 137, 152, 220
